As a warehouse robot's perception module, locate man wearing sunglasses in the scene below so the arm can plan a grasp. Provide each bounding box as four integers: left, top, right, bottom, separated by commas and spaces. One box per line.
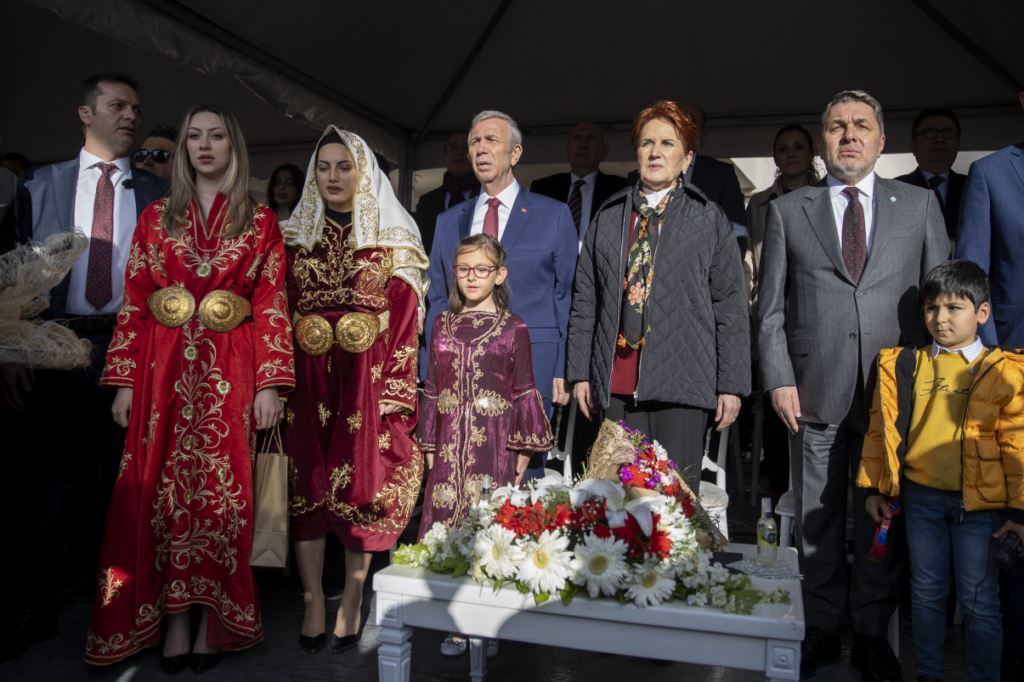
131, 125, 177, 181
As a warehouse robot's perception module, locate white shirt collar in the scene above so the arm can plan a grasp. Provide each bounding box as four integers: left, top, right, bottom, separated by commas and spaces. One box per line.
79, 148, 131, 177
827, 171, 875, 199
931, 337, 985, 363
476, 179, 520, 210
641, 186, 672, 207
570, 171, 598, 187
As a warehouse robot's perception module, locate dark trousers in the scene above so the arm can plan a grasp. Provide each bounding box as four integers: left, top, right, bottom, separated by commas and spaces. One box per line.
790, 421, 904, 636
19, 323, 123, 609
603, 395, 708, 494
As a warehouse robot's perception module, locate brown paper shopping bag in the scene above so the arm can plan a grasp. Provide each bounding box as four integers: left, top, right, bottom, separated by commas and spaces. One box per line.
250, 426, 289, 568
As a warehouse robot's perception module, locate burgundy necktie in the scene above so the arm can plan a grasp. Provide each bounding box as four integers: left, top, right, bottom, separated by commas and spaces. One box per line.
568, 179, 584, 233
483, 197, 500, 239
841, 186, 867, 285
86, 162, 118, 309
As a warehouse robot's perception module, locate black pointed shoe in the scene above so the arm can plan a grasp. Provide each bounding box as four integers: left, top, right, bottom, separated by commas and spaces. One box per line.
299, 632, 326, 654
330, 632, 361, 654
159, 652, 190, 676
189, 650, 223, 674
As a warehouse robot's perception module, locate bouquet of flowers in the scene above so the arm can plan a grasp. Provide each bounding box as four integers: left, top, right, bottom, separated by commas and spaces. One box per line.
394, 424, 787, 612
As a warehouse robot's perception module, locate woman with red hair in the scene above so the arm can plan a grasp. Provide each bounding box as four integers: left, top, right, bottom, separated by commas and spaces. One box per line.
566, 100, 750, 493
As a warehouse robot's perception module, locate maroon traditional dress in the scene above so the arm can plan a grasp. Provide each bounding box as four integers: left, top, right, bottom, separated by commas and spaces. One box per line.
285, 212, 422, 551
417, 310, 553, 535
86, 195, 295, 664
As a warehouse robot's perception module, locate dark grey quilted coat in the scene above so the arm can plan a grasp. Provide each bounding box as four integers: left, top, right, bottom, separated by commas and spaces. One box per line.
566, 184, 750, 409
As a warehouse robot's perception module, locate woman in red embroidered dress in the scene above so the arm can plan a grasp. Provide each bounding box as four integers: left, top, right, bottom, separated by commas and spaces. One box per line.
282, 127, 428, 653
85, 106, 294, 672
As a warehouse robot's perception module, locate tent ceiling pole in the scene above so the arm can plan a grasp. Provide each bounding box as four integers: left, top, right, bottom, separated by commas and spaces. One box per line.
133, 0, 410, 137
411, 0, 513, 148
912, 0, 1022, 93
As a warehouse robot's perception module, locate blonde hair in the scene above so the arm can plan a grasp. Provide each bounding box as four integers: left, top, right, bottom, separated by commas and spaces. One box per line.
161, 104, 256, 238
448, 234, 510, 313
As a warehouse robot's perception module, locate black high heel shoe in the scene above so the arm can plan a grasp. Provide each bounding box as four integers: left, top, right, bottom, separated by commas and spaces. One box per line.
329, 632, 361, 654
159, 652, 190, 675
299, 632, 327, 654
189, 650, 223, 674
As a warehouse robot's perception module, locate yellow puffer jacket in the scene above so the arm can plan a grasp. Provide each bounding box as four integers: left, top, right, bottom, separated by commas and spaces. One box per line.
856, 346, 1024, 521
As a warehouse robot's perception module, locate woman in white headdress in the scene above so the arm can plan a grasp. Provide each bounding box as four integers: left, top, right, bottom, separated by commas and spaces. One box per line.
282, 127, 428, 654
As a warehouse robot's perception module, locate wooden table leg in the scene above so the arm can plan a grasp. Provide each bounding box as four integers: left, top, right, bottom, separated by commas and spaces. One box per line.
468, 636, 487, 681
377, 624, 413, 682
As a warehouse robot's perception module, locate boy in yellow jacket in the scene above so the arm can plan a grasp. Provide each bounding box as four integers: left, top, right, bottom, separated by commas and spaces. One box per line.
857, 259, 1024, 682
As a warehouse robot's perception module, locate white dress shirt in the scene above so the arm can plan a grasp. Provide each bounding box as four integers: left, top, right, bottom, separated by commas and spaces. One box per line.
470, 181, 520, 240
827, 172, 877, 251
932, 336, 985, 363
67, 149, 137, 315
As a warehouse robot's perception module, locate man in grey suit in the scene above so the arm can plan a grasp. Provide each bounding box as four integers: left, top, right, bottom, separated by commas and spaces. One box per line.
7, 73, 166, 653
756, 90, 948, 681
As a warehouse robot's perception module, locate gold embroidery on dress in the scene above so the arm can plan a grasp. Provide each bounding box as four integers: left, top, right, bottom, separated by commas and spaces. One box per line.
170, 230, 253, 278
245, 253, 263, 280
127, 242, 146, 277
347, 411, 362, 433
432, 483, 457, 510
318, 402, 331, 427
107, 330, 136, 354
147, 243, 167, 277
262, 250, 282, 281
473, 390, 510, 416
378, 431, 392, 450
470, 426, 487, 446
99, 567, 125, 607
105, 356, 136, 379
392, 345, 416, 372
117, 450, 132, 480
382, 377, 416, 401
286, 407, 295, 425
370, 362, 383, 381
143, 408, 159, 445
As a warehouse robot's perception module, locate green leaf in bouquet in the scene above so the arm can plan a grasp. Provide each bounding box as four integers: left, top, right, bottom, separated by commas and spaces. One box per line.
452, 559, 469, 578
492, 578, 504, 592
559, 583, 577, 606
534, 592, 550, 605
516, 581, 530, 595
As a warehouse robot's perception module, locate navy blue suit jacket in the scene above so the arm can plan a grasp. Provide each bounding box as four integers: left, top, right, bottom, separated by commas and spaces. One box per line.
424, 186, 578, 411
956, 142, 1024, 347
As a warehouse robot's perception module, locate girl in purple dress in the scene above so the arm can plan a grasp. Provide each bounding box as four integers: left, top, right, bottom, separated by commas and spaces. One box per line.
418, 234, 553, 657
418, 234, 553, 534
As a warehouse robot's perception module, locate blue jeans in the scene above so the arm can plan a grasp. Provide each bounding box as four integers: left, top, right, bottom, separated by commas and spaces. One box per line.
904, 480, 1002, 681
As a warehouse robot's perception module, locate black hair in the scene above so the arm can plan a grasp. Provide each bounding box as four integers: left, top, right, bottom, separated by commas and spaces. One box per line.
144, 125, 178, 143
919, 260, 989, 310
911, 108, 961, 137
772, 124, 820, 184
316, 130, 344, 151
267, 163, 305, 212
81, 73, 140, 109
2, 152, 30, 169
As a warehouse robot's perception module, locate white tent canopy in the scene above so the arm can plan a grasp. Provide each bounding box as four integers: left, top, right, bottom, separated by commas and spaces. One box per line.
3, 0, 1021, 205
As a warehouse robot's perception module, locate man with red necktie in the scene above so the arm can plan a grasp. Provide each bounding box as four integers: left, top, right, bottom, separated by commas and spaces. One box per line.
756, 90, 947, 681
425, 110, 578, 468
5, 73, 167, 657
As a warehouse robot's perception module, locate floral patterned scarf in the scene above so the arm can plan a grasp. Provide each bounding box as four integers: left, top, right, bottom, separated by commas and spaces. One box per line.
619, 179, 680, 350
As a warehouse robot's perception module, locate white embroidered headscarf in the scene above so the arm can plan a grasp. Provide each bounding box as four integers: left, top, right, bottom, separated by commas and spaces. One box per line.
282, 125, 429, 304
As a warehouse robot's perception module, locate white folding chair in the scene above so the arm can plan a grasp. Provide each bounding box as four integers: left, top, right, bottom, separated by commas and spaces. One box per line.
699, 425, 731, 539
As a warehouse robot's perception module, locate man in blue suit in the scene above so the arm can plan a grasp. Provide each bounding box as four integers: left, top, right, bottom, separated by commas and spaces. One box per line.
425, 110, 577, 422
956, 91, 1024, 679
956, 92, 1024, 348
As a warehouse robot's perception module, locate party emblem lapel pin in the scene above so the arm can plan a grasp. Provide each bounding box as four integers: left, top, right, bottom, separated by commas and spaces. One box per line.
890, 196, 897, 202
520, 207, 528, 213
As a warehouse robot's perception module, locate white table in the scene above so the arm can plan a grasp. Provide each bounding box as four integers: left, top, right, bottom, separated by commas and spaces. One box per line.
373, 544, 803, 681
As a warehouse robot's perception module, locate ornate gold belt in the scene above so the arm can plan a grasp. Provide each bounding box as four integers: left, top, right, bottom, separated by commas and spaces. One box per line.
147, 287, 252, 332
294, 310, 390, 355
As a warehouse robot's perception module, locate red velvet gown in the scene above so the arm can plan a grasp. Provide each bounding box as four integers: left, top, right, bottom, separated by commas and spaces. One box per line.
85, 196, 295, 665
285, 214, 422, 551
417, 310, 553, 535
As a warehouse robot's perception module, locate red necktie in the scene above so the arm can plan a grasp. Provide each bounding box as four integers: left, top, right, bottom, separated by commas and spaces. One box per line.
568, 179, 584, 234
86, 162, 118, 309
841, 186, 867, 285
483, 197, 500, 239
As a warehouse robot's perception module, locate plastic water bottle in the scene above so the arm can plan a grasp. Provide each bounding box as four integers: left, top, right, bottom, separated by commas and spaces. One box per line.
756, 497, 778, 566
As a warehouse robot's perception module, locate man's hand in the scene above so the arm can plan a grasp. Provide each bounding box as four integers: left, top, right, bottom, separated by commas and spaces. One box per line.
864, 494, 891, 524
111, 387, 134, 427
552, 378, 570, 406
714, 393, 741, 431
253, 388, 284, 430
994, 520, 1024, 541
770, 386, 802, 433
0, 364, 31, 410
514, 454, 531, 486
416, 308, 425, 336
573, 381, 593, 420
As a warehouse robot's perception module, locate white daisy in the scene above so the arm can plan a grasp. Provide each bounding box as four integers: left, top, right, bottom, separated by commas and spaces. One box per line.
572, 535, 630, 598
473, 525, 522, 580
626, 561, 676, 607
517, 530, 575, 595
421, 523, 449, 556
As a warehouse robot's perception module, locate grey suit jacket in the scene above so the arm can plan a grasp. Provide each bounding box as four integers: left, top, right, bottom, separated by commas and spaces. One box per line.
26, 158, 167, 318
755, 176, 948, 428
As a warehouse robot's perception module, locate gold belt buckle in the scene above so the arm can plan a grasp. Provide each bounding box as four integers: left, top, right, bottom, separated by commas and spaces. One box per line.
147, 286, 195, 327
335, 310, 389, 353
294, 314, 334, 355
198, 290, 251, 332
